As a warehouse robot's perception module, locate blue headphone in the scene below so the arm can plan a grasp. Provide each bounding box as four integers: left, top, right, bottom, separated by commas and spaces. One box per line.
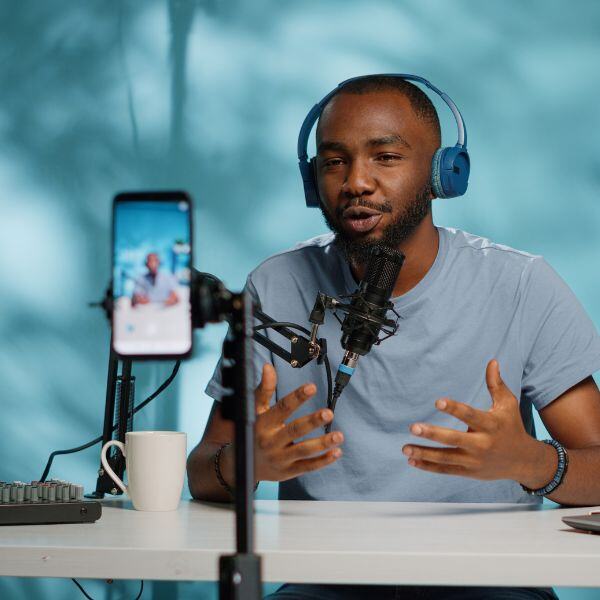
297, 74, 470, 207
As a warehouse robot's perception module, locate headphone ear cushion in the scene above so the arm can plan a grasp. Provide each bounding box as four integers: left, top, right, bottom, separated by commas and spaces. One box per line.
309, 157, 321, 207
430, 146, 470, 199
300, 159, 321, 207
430, 148, 445, 199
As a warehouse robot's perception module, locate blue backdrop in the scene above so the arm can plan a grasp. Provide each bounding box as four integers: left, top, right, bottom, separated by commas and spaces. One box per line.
1, 1, 599, 598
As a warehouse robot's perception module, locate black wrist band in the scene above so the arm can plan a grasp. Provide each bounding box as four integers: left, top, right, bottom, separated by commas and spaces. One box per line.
520, 439, 569, 497
214, 442, 259, 497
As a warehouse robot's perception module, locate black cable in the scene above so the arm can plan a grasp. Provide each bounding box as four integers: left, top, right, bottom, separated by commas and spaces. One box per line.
325, 377, 341, 435
71, 579, 94, 600
71, 579, 144, 600
323, 354, 333, 413
40, 362, 181, 482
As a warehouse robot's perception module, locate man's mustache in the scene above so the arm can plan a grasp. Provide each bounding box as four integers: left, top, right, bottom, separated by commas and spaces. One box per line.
335, 198, 393, 219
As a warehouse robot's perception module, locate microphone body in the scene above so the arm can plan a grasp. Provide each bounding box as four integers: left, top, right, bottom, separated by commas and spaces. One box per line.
334, 246, 405, 397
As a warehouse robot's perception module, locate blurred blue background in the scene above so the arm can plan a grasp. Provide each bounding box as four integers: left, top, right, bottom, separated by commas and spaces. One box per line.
1, 1, 599, 598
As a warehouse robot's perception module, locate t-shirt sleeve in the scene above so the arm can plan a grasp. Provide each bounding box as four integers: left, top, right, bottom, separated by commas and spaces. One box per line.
519, 257, 600, 411
204, 275, 274, 402
132, 276, 146, 297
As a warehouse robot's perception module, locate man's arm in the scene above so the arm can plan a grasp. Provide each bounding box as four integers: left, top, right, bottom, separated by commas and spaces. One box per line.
187, 400, 236, 502
522, 375, 600, 506
131, 279, 149, 307
164, 289, 179, 306
188, 364, 343, 502
131, 293, 150, 306
402, 360, 600, 507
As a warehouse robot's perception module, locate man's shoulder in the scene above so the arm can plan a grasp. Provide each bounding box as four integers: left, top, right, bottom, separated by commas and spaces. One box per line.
249, 233, 337, 280
443, 227, 542, 269
441, 227, 560, 300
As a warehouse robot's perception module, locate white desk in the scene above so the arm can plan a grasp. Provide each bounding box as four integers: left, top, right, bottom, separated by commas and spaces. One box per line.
0, 500, 599, 587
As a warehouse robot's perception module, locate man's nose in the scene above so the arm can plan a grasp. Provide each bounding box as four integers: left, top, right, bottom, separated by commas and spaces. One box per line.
341, 158, 376, 198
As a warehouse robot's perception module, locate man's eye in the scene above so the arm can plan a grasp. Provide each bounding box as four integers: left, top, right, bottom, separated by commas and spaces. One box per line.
323, 158, 345, 168
377, 153, 402, 162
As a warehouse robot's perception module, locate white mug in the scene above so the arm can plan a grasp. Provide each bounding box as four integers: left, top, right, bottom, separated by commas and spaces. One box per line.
100, 431, 187, 511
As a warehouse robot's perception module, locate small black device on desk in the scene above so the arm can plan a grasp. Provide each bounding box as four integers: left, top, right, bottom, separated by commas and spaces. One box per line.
0, 480, 102, 526
562, 512, 600, 533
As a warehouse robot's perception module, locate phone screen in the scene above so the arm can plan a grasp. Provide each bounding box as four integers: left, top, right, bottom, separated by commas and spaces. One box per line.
112, 191, 193, 358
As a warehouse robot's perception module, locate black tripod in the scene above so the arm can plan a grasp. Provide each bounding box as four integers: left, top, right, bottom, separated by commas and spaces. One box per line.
217, 288, 261, 599
90, 274, 262, 599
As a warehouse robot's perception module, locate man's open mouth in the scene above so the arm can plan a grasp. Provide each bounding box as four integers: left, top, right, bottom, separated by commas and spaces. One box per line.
342, 206, 383, 234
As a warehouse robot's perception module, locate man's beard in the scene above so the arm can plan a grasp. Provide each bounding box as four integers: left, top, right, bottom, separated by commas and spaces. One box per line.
320, 185, 432, 266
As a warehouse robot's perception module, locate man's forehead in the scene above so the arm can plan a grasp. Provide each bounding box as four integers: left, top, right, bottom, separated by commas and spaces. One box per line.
317, 133, 412, 155
317, 90, 420, 142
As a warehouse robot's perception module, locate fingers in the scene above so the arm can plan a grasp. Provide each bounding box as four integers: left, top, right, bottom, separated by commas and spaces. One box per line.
485, 359, 514, 407
406, 458, 468, 477
408, 423, 480, 451
402, 444, 473, 468
435, 397, 490, 432
262, 382, 317, 427
285, 430, 344, 461
284, 447, 343, 480
269, 409, 334, 447
255, 364, 277, 415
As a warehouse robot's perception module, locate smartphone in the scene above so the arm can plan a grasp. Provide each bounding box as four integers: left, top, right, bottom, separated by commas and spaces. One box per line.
112, 191, 193, 359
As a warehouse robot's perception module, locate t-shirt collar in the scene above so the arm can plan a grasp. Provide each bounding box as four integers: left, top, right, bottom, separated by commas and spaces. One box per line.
338, 226, 449, 309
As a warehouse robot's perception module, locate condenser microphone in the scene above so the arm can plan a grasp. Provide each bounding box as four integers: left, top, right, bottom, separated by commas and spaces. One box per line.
332, 246, 405, 406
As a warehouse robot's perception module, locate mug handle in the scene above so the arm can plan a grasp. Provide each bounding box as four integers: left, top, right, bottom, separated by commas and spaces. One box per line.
100, 440, 128, 495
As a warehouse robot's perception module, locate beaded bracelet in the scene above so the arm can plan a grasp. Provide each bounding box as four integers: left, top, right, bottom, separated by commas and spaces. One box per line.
520, 439, 569, 496
214, 442, 259, 497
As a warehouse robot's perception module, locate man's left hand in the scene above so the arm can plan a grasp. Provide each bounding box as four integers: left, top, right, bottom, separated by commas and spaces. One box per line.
402, 359, 537, 481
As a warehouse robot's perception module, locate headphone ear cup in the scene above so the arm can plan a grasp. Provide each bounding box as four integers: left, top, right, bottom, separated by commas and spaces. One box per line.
300, 159, 321, 207
310, 156, 321, 207
430, 146, 470, 199
310, 157, 321, 205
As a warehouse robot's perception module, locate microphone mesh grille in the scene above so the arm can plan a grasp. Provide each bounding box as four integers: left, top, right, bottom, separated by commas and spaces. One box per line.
365, 247, 405, 294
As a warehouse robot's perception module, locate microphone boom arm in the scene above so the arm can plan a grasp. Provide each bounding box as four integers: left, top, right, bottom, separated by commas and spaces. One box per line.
252, 309, 323, 368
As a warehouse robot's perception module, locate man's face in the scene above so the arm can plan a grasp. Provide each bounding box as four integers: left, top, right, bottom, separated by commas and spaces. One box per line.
146, 253, 160, 275
315, 90, 438, 264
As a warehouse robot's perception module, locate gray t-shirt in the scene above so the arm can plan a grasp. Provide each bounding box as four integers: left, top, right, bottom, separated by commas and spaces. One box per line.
206, 227, 600, 504
133, 271, 178, 303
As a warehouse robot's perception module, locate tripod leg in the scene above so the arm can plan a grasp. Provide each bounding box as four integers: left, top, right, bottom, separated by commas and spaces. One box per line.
219, 554, 261, 600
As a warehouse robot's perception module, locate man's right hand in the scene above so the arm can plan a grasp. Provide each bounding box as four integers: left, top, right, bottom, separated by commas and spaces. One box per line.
132, 293, 150, 307
253, 363, 344, 482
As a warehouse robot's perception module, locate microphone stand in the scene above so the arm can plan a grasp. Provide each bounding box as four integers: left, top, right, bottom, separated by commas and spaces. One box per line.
88, 292, 135, 499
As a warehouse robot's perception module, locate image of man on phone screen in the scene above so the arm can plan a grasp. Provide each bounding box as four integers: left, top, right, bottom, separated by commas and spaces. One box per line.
132, 252, 180, 308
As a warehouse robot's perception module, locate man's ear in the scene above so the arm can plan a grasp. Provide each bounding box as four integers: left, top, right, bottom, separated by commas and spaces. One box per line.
427, 184, 436, 201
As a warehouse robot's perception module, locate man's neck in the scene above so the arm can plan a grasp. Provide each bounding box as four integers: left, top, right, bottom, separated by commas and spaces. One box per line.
349, 215, 439, 298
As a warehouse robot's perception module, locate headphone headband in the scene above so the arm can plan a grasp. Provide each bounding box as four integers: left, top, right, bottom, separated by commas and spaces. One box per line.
297, 73, 470, 206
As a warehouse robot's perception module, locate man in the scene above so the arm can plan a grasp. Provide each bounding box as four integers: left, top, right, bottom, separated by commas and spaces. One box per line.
131, 252, 179, 307
187, 76, 600, 599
